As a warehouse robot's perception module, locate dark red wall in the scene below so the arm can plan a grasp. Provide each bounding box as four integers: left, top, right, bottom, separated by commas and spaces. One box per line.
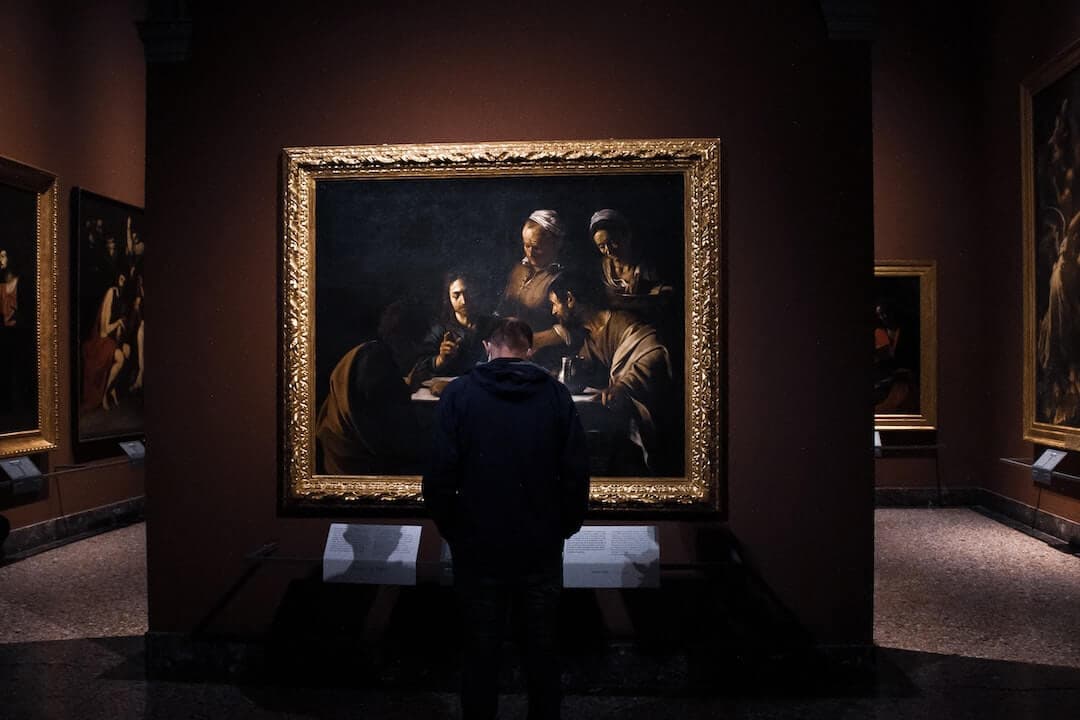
0, 0, 145, 530
145, 1, 874, 645
873, 0, 1080, 525
871, 2, 987, 491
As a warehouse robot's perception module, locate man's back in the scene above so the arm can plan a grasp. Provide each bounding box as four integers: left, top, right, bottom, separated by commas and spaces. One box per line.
424, 357, 589, 576
424, 317, 589, 720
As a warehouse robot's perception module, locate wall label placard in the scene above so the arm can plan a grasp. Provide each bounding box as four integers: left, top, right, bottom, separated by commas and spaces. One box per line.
1032, 448, 1067, 486
563, 525, 660, 588
322, 523, 421, 585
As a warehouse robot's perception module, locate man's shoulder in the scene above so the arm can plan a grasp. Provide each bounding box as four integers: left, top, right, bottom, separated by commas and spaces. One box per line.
609, 309, 645, 327
533, 371, 575, 408
608, 310, 658, 338
440, 374, 471, 398
505, 263, 528, 283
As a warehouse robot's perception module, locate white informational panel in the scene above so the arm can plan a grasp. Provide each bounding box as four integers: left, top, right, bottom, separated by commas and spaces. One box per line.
322, 523, 422, 585
563, 526, 660, 588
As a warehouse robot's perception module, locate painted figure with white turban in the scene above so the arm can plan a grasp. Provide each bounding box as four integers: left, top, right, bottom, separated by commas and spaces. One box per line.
498, 209, 566, 334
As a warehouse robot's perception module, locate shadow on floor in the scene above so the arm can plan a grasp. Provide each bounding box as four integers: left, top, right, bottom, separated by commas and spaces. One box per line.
3, 637, 1080, 719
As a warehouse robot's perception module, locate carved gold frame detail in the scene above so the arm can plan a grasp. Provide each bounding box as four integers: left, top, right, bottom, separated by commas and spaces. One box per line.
873, 261, 937, 431
280, 139, 722, 512
0, 155, 59, 458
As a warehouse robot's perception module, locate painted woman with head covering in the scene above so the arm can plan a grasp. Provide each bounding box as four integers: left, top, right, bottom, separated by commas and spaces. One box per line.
498, 210, 566, 333
589, 209, 670, 300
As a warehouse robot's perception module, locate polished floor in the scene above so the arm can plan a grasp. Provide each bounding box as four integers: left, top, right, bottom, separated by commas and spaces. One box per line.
0, 509, 1078, 718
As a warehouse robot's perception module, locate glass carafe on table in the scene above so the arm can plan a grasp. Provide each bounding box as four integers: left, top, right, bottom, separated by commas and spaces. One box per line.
557, 355, 587, 394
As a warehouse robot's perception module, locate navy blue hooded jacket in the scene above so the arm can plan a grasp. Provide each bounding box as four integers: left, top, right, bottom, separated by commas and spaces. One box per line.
423, 358, 590, 576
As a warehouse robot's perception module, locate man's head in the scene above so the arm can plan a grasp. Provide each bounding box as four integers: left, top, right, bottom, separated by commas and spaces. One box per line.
0, 249, 7, 270
521, 209, 564, 269
377, 298, 429, 369
548, 271, 605, 328
448, 277, 469, 317
483, 317, 533, 360
589, 209, 633, 261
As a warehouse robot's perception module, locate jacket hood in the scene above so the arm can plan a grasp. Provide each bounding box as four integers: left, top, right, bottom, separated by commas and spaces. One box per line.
470, 358, 552, 398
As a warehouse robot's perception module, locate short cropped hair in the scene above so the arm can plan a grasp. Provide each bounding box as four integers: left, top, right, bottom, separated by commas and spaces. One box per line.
548, 269, 606, 309
486, 317, 533, 352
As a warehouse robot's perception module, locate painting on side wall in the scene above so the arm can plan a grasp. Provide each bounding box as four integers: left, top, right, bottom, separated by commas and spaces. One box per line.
0, 156, 58, 458
280, 139, 722, 513
71, 189, 145, 460
874, 262, 937, 430
1023, 38, 1080, 449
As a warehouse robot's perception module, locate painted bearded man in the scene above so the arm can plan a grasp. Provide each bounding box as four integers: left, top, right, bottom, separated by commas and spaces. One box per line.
547, 270, 676, 474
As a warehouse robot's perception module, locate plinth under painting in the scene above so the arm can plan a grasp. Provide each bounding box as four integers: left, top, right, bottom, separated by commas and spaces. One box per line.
280, 140, 722, 513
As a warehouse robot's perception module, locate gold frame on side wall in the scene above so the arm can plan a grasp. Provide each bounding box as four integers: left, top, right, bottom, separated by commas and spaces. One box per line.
873, 261, 937, 431
1022, 38, 1080, 449
280, 139, 722, 512
0, 155, 59, 458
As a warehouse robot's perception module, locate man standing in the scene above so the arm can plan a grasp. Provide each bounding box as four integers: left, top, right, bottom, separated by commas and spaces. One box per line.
424, 317, 590, 720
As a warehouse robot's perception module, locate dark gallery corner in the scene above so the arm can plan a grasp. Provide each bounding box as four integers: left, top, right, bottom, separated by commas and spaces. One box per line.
2, 0, 1080, 718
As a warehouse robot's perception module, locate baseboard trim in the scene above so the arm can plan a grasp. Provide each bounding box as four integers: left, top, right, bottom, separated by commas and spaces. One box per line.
1, 496, 144, 560
876, 487, 1080, 548
973, 488, 1080, 548
873, 486, 979, 507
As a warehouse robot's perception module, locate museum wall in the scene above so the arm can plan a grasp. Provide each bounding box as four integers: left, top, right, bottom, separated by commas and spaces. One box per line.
871, 2, 987, 491
873, 0, 1080, 526
979, 0, 1080, 523
144, 1, 874, 645
0, 0, 145, 532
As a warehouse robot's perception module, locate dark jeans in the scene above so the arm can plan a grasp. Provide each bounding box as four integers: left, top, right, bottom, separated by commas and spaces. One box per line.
455, 566, 562, 720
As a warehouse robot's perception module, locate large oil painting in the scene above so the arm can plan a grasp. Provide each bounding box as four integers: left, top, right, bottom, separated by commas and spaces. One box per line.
71, 189, 145, 460
281, 140, 722, 512
0, 155, 57, 458
1023, 38, 1080, 448
874, 262, 937, 430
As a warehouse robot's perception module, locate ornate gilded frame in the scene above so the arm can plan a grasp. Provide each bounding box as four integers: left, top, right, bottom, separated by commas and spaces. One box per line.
873, 261, 937, 430
1022, 38, 1080, 448
0, 155, 59, 458
280, 139, 722, 512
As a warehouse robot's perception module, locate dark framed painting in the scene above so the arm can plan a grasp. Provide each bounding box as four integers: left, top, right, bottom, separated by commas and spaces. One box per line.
873, 261, 937, 430
0, 155, 58, 458
1023, 38, 1080, 448
280, 140, 722, 513
71, 189, 145, 460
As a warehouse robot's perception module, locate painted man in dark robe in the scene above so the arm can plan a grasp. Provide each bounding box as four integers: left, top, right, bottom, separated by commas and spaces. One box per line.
316, 300, 427, 475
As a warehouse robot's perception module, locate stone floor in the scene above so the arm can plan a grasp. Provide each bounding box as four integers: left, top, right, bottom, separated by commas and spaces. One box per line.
0, 509, 1079, 719
875, 508, 1080, 668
